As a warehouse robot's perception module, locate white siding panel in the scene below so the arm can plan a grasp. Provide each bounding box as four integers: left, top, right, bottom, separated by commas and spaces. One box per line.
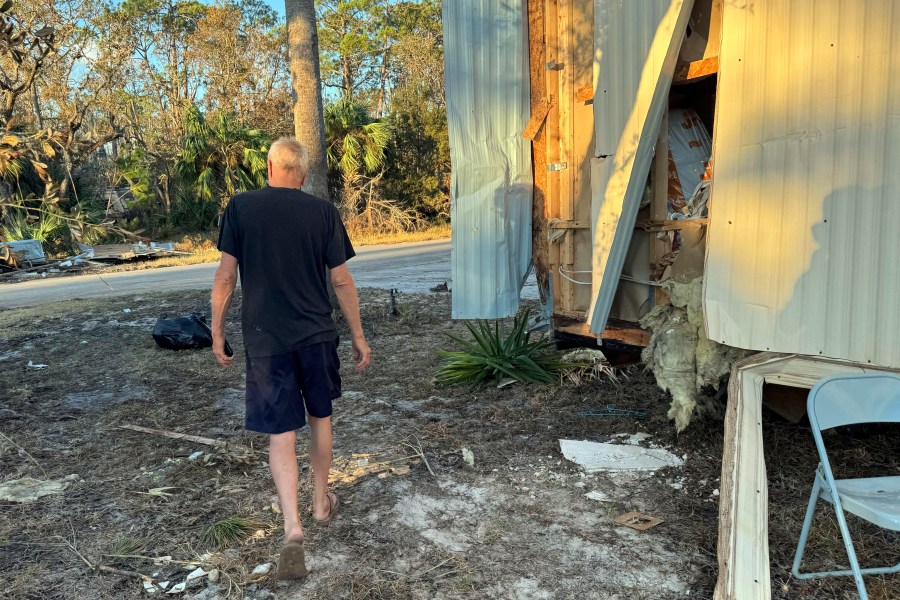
444, 0, 533, 319
587, 0, 693, 332
705, 0, 900, 368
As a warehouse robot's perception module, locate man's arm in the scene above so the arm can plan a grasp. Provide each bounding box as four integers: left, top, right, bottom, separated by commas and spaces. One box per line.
330, 263, 371, 372
211, 252, 239, 367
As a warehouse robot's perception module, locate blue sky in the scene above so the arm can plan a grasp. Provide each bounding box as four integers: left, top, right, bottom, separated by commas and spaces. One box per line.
262, 0, 285, 19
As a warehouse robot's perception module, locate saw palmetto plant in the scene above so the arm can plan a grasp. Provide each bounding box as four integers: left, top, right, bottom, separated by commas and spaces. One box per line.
435, 311, 577, 388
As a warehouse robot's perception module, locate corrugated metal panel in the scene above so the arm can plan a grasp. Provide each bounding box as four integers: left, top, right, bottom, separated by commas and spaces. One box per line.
587, 0, 693, 333
704, 0, 900, 368
444, 0, 533, 319
1, 239, 46, 263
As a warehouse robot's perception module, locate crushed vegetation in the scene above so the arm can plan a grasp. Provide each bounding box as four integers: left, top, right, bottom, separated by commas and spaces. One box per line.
0, 288, 896, 599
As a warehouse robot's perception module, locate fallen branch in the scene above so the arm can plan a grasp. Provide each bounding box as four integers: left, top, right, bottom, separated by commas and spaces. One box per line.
118, 425, 228, 448
97, 565, 159, 584
0, 431, 47, 477
57, 528, 162, 590
402, 437, 436, 478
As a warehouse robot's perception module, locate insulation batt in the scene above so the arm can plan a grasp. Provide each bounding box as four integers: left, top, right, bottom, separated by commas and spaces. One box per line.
640, 278, 750, 431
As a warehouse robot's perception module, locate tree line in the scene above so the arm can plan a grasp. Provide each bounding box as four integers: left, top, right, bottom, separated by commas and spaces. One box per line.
0, 0, 448, 251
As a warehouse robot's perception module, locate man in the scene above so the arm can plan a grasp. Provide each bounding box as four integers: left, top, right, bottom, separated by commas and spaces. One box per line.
211, 137, 371, 580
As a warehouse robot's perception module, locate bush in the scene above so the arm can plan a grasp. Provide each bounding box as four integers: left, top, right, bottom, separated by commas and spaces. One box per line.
434, 311, 574, 388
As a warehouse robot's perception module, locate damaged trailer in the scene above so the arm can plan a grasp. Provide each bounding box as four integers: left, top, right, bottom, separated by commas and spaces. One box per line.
443, 1, 900, 599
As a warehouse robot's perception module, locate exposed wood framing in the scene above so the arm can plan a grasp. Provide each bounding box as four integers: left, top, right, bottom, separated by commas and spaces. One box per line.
636, 218, 709, 232
554, 316, 650, 348
673, 55, 719, 83
650, 106, 671, 305
543, 0, 564, 310
539, 0, 594, 320
715, 353, 900, 600
557, 0, 576, 313
528, 0, 551, 298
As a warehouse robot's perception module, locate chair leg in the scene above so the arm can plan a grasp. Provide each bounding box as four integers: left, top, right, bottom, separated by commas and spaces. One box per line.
830, 497, 869, 600
792, 475, 823, 580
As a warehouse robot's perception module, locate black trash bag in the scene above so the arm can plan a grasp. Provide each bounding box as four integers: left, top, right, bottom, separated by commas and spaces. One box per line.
152, 313, 214, 351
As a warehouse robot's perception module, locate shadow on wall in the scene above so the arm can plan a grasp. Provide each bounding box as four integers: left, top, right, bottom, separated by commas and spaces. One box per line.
779, 185, 896, 365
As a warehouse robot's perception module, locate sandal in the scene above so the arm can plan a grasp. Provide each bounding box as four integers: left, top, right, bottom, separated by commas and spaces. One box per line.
276, 540, 309, 580
314, 492, 340, 526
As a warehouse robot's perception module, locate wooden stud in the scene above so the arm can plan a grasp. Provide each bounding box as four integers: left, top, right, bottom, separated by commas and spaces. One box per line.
528, 0, 551, 300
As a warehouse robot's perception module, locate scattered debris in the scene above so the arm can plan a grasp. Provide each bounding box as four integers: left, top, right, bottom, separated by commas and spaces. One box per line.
136, 487, 177, 499
123, 308, 133, 313
559, 439, 684, 473
429, 281, 449, 292
496, 377, 517, 389
164, 567, 208, 593
250, 563, 272, 576
119, 424, 255, 465
461, 447, 475, 468
560, 349, 622, 386
187, 451, 205, 461
25, 360, 48, 370
585, 490, 612, 503
0, 474, 78, 503
119, 425, 229, 449
0, 239, 182, 280
614, 511, 664, 532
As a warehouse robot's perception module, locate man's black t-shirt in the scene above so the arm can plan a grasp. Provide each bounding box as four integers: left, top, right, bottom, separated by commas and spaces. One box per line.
217, 186, 355, 358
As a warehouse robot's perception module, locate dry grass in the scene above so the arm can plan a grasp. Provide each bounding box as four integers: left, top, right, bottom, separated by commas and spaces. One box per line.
1, 289, 896, 599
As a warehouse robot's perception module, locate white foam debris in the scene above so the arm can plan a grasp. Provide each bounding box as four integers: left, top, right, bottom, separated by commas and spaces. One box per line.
611, 432, 653, 446
585, 490, 612, 502
559, 439, 684, 473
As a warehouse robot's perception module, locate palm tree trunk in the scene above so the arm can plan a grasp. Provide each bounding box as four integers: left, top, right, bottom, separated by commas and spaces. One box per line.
285, 0, 330, 201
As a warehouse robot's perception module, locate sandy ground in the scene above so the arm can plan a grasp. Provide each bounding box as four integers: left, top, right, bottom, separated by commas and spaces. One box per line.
0, 288, 896, 600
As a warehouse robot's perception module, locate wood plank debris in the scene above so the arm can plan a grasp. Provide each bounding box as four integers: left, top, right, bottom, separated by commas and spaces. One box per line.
673, 55, 719, 84
574, 84, 593, 103
118, 424, 229, 448
522, 97, 552, 141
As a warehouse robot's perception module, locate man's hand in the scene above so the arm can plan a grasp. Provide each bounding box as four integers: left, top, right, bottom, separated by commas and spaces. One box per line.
211, 252, 238, 368
213, 337, 234, 368
352, 335, 371, 373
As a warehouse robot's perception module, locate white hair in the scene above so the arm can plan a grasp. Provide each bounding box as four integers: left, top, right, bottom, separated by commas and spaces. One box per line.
267, 137, 310, 180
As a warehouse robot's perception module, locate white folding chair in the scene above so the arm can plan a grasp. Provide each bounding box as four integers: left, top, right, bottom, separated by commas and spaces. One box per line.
792, 373, 900, 599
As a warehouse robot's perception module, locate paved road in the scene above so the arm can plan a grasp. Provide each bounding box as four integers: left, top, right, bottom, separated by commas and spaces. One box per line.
0, 239, 452, 309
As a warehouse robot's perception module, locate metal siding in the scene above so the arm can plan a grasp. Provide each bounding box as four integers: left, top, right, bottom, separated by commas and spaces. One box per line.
705, 0, 900, 368
444, 0, 533, 319
587, 0, 693, 333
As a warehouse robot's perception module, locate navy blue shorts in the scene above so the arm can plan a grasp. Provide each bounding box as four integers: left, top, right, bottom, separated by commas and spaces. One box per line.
244, 340, 342, 434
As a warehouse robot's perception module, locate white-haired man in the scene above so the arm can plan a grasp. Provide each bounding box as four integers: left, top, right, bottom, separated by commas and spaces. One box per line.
211, 137, 371, 579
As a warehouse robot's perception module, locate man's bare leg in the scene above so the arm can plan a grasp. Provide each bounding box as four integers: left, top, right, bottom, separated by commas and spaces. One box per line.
269, 431, 303, 543
308, 415, 334, 521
